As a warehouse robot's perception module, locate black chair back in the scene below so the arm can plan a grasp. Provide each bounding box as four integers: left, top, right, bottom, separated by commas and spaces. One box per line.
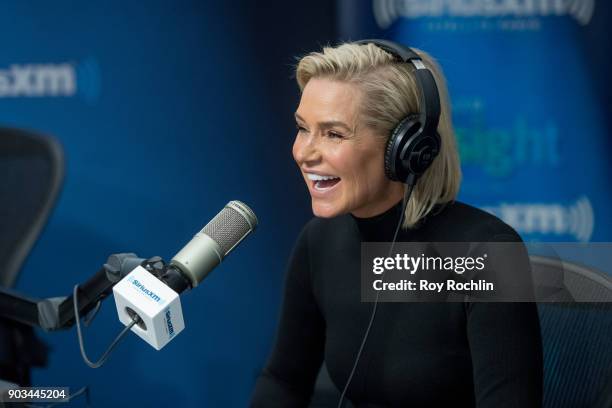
531, 255, 612, 408
0, 127, 64, 288
0, 127, 64, 385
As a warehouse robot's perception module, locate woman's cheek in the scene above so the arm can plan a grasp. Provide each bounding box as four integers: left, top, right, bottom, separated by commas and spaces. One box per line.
326, 145, 351, 173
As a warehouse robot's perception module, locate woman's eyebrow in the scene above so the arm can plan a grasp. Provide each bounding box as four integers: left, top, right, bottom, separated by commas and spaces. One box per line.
294, 113, 351, 131
318, 120, 351, 131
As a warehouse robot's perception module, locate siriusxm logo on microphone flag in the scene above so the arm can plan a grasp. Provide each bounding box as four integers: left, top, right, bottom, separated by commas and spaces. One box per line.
113, 265, 185, 350
165, 308, 175, 337
127, 275, 166, 305
373, 0, 596, 30
0, 57, 100, 102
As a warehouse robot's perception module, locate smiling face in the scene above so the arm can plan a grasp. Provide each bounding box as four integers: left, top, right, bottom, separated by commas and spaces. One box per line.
292, 78, 405, 218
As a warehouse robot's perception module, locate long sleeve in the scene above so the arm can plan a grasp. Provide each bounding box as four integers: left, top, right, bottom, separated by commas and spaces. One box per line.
466, 228, 543, 407
467, 302, 543, 407
250, 225, 326, 407
251, 201, 544, 407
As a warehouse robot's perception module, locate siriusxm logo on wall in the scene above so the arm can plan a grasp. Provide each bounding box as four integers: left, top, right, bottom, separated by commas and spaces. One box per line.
339, 0, 611, 242
0, 57, 100, 102
373, 0, 595, 29
482, 196, 594, 242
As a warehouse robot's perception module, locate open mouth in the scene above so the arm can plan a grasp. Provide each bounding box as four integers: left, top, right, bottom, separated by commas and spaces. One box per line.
306, 173, 341, 192
313, 178, 340, 191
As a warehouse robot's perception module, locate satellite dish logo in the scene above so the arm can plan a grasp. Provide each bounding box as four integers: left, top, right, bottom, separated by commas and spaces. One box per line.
373, 0, 596, 29
0, 57, 100, 103
75, 58, 101, 103
482, 196, 594, 242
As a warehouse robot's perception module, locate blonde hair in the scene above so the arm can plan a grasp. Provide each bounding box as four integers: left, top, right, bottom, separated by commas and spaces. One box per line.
295, 42, 461, 228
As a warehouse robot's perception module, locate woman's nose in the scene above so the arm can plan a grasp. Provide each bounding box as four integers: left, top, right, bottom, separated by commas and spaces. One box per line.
294, 134, 321, 165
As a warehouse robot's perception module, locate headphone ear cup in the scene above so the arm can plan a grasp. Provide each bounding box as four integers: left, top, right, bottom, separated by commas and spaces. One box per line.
404, 131, 441, 176
384, 115, 421, 182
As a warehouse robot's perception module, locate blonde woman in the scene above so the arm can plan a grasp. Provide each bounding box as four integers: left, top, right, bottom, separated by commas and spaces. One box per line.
251, 41, 542, 407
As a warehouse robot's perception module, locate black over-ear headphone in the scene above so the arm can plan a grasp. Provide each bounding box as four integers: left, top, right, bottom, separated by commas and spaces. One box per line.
354, 39, 442, 186
337, 40, 442, 408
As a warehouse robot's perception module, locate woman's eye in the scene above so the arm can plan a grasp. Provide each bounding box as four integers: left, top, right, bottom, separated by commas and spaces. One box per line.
328, 131, 344, 139
295, 124, 307, 133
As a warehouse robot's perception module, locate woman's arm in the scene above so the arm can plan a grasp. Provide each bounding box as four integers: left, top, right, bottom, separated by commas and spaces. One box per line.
250, 224, 326, 407
467, 302, 543, 407
467, 229, 543, 407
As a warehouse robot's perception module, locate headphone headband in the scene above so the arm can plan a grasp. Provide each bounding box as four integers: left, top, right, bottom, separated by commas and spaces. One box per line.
354, 39, 441, 135
354, 38, 420, 62
353, 39, 442, 184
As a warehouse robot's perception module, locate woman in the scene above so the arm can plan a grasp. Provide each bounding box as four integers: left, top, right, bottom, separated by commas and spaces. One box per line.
251, 41, 542, 407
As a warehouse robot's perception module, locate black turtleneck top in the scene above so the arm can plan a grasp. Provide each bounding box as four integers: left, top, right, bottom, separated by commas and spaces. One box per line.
251, 200, 543, 408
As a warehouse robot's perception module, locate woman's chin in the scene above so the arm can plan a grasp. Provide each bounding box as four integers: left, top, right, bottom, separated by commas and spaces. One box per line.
311, 200, 343, 218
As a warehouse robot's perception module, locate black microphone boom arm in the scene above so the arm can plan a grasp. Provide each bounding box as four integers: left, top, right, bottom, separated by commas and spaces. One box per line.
0, 253, 146, 331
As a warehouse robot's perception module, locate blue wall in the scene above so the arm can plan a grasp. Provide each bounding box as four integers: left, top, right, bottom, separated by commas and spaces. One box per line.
337, 2, 612, 406
338, 0, 612, 243
1, 1, 334, 406
5, 1, 612, 406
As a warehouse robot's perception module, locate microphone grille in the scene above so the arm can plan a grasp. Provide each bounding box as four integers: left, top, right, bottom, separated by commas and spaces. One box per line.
201, 200, 258, 257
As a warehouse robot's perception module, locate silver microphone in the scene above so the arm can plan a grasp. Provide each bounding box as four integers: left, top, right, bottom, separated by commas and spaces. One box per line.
170, 200, 258, 287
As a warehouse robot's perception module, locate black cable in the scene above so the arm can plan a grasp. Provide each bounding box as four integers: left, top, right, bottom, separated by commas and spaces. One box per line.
337, 183, 415, 408
22, 283, 130, 407
82, 300, 101, 327
73, 284, 139, 369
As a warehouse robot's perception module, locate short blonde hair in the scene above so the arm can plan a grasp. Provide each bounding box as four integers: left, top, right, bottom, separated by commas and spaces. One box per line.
295, 42, 461, 228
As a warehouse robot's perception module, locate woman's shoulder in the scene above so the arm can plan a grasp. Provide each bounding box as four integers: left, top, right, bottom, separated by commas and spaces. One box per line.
295, 200, 524, 243
421, 200, 524, 243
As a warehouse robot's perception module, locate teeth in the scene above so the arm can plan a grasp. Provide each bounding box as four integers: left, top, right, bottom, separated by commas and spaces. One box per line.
306, 173, 340, 181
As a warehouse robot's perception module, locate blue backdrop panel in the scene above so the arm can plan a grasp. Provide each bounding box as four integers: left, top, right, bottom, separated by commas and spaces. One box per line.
337, 2, 612, 407
338, 0, 612, 242
0, 1, 329, 406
